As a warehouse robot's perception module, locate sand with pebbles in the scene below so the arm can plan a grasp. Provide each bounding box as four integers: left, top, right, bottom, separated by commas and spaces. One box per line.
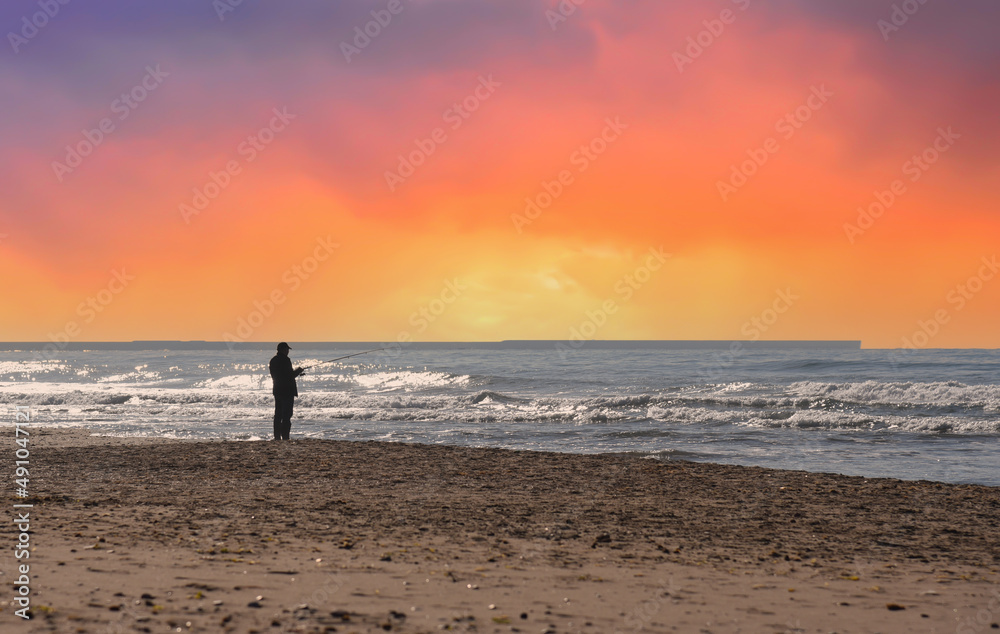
3, 426, 1000, 633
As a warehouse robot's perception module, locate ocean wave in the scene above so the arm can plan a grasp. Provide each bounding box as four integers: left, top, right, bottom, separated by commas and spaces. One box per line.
471, 390, 529, 404
353, 370, 470, 391
583, 394, 655, 408
2, 375, 998, 436
788, 380, 1000, 410
742, 409, 1000, 434
96, 370, 163, 384
196, 374, 268, 390
0, 360, 71, 376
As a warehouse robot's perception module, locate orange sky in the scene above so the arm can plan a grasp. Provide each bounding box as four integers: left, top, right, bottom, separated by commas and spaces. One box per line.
1, 0, 998, 348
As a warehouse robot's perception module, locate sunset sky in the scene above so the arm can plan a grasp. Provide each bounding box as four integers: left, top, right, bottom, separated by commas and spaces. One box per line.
1, 0, 997, 348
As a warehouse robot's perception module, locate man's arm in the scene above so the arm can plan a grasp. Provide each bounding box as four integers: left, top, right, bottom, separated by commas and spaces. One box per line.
283, 357, 305, 378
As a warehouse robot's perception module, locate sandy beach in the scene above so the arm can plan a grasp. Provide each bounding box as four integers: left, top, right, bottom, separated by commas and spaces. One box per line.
3, 427, 1000, 633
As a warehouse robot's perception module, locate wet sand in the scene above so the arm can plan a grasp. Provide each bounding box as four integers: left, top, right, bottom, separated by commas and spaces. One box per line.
3, 427, 1000, 632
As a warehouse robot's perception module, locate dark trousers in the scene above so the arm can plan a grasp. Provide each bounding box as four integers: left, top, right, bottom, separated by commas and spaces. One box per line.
273, 396, 294, 440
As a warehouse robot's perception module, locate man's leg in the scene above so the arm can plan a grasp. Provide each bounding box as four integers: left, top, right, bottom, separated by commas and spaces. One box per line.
281, 398, 294, 440
273, 397, 283, 440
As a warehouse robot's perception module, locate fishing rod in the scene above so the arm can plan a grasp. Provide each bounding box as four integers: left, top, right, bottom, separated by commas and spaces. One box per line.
299, 348, 386, 371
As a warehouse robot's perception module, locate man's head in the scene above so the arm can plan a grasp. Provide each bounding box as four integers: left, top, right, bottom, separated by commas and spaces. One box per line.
277, 342, 291, 355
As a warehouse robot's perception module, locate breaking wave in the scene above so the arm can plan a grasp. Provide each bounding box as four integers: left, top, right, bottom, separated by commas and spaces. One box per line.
2, 376, 997, 435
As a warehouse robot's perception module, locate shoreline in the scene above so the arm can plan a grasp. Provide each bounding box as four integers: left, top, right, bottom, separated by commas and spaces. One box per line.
3, 427, 1000, 632
27, 425, 1000, 487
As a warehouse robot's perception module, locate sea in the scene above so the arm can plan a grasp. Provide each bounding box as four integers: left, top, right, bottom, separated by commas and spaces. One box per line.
1, 343, 998, 486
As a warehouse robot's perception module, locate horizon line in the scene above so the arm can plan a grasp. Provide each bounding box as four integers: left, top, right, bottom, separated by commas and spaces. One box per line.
2, 340, 997, 351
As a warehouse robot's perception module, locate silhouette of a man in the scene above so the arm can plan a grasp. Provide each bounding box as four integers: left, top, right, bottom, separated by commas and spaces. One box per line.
269, 342, 304, 440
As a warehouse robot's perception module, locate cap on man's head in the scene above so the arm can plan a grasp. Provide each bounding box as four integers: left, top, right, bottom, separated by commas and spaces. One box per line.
277, 342, 291, 351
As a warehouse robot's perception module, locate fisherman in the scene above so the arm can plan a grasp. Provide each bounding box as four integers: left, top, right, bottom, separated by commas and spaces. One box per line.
269, 342, 305, 440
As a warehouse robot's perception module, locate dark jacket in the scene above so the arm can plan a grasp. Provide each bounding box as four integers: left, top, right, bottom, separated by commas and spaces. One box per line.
269, 354, 299, 398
